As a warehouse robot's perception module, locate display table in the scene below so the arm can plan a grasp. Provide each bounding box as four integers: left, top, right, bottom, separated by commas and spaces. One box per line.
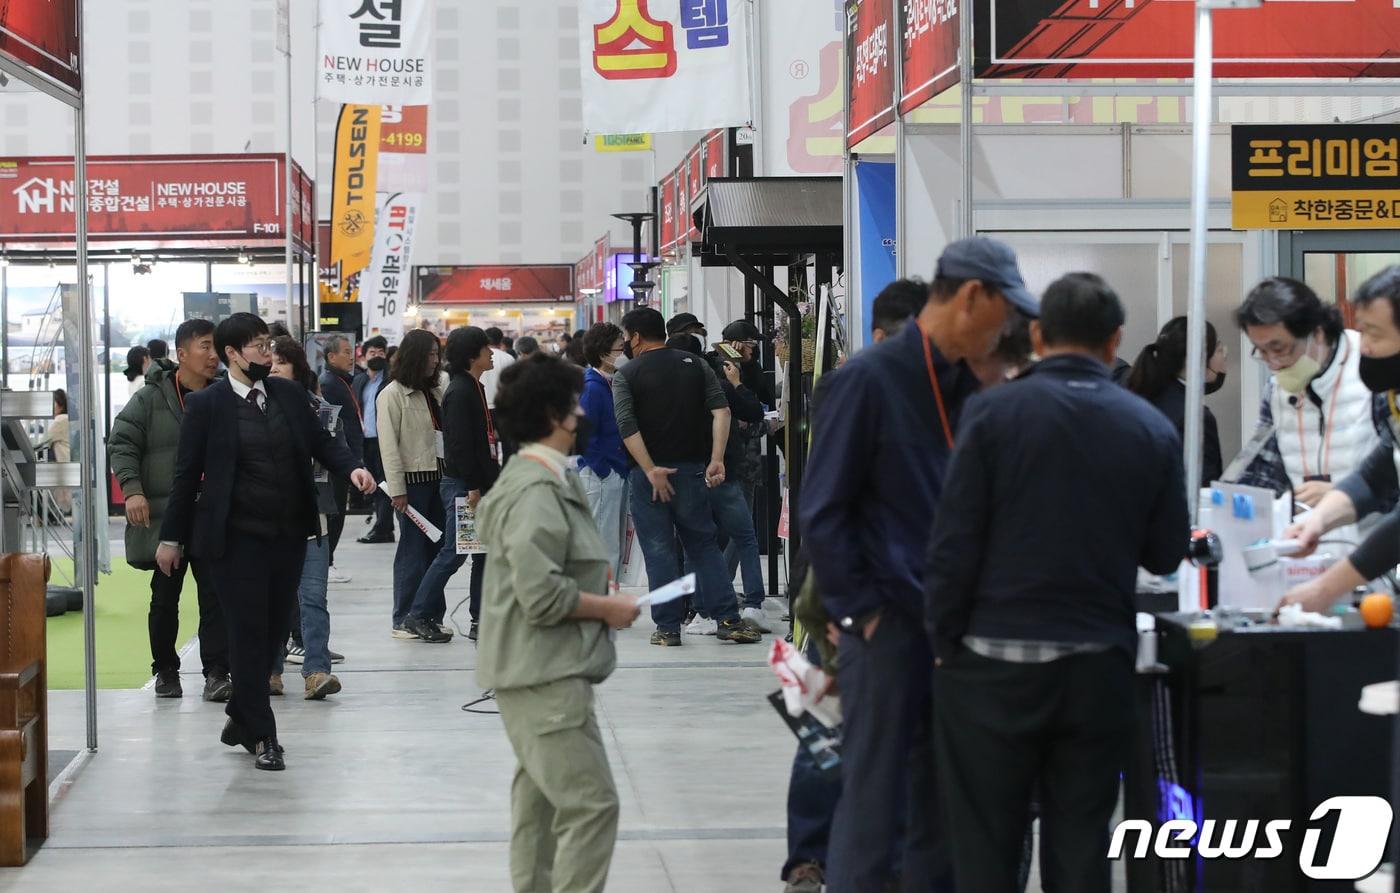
1125, 613, 1396, 893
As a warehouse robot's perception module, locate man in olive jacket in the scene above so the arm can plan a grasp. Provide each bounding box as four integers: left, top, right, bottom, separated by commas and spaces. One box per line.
109, 319, 229, 701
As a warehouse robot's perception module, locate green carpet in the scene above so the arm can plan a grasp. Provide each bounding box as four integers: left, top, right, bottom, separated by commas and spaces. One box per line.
45, 558, 199, 690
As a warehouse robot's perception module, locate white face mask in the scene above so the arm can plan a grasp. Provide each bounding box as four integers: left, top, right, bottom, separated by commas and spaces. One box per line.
611, 354, 630, 371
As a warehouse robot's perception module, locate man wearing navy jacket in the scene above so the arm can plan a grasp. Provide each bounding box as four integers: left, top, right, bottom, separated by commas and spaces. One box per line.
925, 273, 1189, 891
318, 333, 365, 583
157, 313, 375, 771
798, 238, 1038, 892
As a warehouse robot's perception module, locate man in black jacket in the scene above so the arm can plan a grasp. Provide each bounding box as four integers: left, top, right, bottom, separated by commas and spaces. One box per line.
318, 333, 365, 581
925, 273, 1189, 891
354, 335, 396, 543
402, 326, 500, 643
157, 313, 375, 771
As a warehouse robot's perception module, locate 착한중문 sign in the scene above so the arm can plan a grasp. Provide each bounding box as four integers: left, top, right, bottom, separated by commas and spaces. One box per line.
1232, 124, 1400, 230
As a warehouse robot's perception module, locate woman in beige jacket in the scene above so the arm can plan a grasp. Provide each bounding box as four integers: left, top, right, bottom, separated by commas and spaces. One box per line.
375, 329, 449, 638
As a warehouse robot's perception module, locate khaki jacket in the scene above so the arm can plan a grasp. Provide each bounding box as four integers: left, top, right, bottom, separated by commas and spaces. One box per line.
375, 379, 445, 497
475, 451, 615, 692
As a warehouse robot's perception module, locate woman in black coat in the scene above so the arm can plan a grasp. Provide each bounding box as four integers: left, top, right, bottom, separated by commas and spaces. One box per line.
1127, 316, 1228, 487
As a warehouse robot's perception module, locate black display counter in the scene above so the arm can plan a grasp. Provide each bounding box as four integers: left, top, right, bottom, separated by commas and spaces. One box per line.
1124, 613, 1396, 893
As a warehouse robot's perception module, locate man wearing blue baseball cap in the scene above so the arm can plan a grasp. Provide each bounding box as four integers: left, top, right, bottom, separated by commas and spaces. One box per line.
798, 237, 1038, 891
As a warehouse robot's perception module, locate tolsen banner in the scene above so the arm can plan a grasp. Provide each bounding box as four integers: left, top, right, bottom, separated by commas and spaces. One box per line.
328, 104, 382, 303
579, 0, 754, 135
1232, 124, 1400, 230
318, 0, 431, 104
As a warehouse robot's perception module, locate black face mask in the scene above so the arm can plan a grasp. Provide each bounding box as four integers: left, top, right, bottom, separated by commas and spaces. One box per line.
1360, 352, 1400, 394
1204, 371, 1227, 395
622, 340, 635, 360
367, 357, 387, 372
569, 413, 595, 456
241, 356, 272, 383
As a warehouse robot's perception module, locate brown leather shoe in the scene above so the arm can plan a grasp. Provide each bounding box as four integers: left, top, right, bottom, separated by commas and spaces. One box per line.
304, 672, 342, 700
268, 673, 284, 696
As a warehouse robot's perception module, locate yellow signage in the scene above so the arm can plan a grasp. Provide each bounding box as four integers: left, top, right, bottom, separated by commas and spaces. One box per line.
594, 133, 653, 153
329, 104, 382, 303
1232, 124, 1400, 230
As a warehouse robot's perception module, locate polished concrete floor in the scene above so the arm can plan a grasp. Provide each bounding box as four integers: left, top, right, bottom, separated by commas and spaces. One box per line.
4, 527, 796, 891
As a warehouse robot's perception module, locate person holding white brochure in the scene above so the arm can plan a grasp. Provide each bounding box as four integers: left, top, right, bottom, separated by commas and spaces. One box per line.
477, 353, 639, 893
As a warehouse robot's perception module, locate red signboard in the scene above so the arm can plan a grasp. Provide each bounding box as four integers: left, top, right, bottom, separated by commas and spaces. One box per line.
575, 254, 593, 292
660, 172, 677, 250
594, 235, 610, 288
702, 131, 726, 180
686, 151, 703, 239
417, 265, 575, 304
0, 2, 81, 94
0, 154, 300, 249
846, 0, 895, 147
982, 0, 1400, 80
380, 105, 429, 154
900, 0, 960, 113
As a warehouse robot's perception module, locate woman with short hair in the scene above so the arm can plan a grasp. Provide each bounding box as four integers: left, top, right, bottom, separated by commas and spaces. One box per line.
477, 354, 640, 893
578, 322, 630, 574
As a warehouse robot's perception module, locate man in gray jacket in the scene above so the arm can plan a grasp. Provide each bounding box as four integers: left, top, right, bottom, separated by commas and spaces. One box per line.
110, 319, 229, 700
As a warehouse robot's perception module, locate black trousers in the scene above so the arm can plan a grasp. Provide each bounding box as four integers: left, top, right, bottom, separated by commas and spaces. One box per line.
363, 437, 395, 536
828, 615, 953, 893
933, 648, 1134, 893
148, 559, 228, 677
327, 478, 349, 564
205, 531, 307, 740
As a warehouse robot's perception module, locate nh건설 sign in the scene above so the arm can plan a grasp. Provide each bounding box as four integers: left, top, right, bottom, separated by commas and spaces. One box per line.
1232, 124, 1400, 230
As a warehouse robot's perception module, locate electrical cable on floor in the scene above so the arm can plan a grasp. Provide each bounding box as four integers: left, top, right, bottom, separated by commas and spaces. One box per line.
448, 594, 471, 638
462, 689, 498, 714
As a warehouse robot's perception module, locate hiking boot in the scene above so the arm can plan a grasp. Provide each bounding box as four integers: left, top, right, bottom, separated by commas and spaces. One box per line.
716, 618, 762, 644
650, 629, 682, 647
784, 862, 824, 893
304, 672, 342, 700
435, 622, 456, 639
202, 673, 232, 703
154, 669, 182, 698
391, 625, 419, 640
404, 616, 452, 643
269, 674, 284, 696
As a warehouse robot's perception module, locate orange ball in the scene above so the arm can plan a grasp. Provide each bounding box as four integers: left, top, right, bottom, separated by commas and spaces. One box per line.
1360, 593, 1394, 629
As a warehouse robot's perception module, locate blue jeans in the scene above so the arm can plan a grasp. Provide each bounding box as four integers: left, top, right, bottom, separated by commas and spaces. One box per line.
708, 480, 765, 609
407, 476, 482, 624
392, 479, 446, 627
275, 536, 331, 676
783, 638, 842, 880
629, 463, 739, 633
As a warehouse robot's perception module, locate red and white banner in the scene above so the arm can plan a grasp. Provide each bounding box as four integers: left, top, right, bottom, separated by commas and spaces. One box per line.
417, 265, 575, 304
0, 1, 81, 94
579, 0, 754, 135
660, 172, 678, 250
318, 0, 431, 104
981, 0, 1400, 79
0, 154, 305, 249
361, 104, 430, 340
900, 0, 959, 113
846, 0, 895, 147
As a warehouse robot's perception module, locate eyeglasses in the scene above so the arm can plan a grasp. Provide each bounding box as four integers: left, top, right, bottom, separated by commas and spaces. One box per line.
246, 340, 272, 356
1249, 339, 1303, 364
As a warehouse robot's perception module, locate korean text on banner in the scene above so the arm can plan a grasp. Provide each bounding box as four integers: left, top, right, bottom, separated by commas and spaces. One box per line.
846, 0, 895, 147
329, 104, 382, 304
361, 192, 419, 341
579, 0, 754, 136
1232, 124, 1400, 231
318, 0, 432, 104
899, 0, 959, 114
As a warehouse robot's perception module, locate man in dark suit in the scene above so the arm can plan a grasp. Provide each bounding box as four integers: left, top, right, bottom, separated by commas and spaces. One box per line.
318, 333, 365, 581
925, 273, 1189, 891
157, 313, 375, 771
353, 335, 396, 543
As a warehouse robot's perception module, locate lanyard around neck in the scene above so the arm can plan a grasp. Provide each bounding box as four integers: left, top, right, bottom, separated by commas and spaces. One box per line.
919, 326, 956, 450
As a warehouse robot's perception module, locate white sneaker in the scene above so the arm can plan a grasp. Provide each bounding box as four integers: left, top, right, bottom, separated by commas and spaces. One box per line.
327, 566, 352, 584
391, 626, 419, 640
684, 616, 718, 636
740, 606, 772, 633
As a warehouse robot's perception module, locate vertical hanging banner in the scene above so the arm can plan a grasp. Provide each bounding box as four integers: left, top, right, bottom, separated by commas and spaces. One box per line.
361, 105, 429, 340
856, 160, 897, 339
899, 0, 960, 114
329, 104, 383, 304
580, 0, 755, 135
318, 0, 432, 104
846, 0, 895, 147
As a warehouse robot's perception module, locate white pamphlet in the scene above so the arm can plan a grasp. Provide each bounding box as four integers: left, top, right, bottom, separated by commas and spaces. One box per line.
635, 573, 696, 608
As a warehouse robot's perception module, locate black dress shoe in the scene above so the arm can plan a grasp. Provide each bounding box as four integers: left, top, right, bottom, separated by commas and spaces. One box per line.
255, 737, 286, 771
357, 532, 395, 544
221, 717, 255, 754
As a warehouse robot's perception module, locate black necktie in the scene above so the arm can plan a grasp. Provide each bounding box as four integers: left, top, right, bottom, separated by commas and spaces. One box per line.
246, 388, 264, 413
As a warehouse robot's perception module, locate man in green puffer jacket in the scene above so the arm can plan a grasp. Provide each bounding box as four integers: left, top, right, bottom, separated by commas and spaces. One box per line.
109, 319, 230, 701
